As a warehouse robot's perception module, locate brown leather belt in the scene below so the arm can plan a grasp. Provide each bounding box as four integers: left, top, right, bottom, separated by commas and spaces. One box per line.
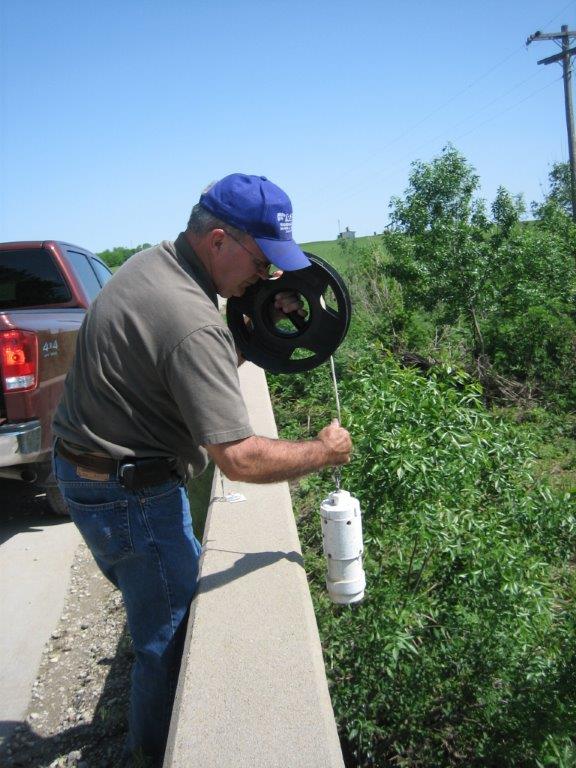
55, 439, 179, 490
56, 440, 122, 473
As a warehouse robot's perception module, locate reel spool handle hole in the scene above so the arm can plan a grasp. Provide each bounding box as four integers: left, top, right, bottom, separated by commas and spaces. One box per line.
270, 292, 310, 336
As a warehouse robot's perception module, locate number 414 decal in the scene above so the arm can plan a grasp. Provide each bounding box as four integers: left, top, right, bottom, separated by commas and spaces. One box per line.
42, 339, 59, 357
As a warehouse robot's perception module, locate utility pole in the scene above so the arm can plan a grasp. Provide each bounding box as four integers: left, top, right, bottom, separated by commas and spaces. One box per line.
527, 25, 576, 220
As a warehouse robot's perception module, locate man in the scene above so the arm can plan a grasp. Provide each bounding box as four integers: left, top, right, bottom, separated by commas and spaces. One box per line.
52, 173, 352, 766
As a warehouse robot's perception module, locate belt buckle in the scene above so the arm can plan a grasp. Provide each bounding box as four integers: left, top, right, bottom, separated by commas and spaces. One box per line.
119, 462, 137, 489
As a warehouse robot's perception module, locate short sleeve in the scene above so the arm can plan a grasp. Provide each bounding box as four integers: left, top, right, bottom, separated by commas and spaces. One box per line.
163, 324, 254, 445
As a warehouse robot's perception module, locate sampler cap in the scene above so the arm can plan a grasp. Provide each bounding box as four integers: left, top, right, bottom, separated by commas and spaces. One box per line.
199, 173, 311, 271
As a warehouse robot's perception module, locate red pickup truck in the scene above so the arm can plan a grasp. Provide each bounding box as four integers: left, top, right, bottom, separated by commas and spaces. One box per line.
0, 241, 112, 513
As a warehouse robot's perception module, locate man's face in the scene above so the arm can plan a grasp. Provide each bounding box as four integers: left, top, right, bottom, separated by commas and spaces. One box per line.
214, 230, 272, 298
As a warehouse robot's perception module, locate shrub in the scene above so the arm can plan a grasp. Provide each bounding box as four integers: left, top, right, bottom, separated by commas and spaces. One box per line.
483, 302, 576, 404
274, 355, 576, 767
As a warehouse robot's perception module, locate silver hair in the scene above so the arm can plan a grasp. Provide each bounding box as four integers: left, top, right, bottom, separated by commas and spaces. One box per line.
187, 181, 246, 239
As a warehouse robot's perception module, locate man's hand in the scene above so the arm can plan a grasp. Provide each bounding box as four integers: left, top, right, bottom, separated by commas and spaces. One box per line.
273, 291, 307, 323
266, 269, 307, 323
317, 419, 352, 466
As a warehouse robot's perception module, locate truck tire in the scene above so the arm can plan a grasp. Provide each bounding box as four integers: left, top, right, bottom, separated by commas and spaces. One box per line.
46, 485, 69, 516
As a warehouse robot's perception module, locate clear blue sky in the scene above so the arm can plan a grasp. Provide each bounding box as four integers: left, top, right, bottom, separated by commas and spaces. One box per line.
1, 0, 574, 252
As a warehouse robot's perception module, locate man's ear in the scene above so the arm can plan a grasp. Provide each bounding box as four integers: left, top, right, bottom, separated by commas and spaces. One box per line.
209, 228, 226, 254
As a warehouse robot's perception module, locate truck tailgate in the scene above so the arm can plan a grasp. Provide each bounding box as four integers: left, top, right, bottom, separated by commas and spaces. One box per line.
0, 308, 85, 454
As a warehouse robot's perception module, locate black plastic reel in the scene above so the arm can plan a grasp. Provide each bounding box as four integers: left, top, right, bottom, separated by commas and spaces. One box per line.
226, 252, 352, 374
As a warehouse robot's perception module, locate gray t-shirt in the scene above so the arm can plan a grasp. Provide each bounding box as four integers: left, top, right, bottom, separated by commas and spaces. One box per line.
53, 233, 254, 477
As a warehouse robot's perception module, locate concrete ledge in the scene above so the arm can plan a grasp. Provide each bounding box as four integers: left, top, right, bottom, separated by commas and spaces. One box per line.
164, 363, 344, 768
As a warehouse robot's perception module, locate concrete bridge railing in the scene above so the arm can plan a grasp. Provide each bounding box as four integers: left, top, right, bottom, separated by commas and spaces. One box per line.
163, 362, 345, 768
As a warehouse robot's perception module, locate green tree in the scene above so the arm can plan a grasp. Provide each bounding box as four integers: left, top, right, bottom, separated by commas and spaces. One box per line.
386, 145, 490, 355
545, 161, 571, 215
483, 191, 576, 403
491, 186, 525, 238
390, 144, 481, 234
97, 243, 152, 268
381, 147, 575, 402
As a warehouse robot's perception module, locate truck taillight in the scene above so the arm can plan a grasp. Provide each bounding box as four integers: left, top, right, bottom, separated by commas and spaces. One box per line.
0, 330, 39, 393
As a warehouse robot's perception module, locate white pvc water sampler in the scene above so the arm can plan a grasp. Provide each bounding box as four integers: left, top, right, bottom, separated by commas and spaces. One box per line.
320, 488, 366, 605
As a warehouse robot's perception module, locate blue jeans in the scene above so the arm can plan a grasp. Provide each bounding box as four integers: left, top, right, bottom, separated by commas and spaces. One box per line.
54, 453, 202, 766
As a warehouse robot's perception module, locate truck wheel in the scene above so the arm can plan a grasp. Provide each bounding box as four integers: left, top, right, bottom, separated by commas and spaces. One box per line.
46, 485, 69, 516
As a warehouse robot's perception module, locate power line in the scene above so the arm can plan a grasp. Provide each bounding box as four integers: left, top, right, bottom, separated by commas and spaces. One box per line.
301, 2, 572, 207
299, 44, 529, 206
541, 0, 576, 30
299, 1, 576, 227
313, 74, 561, 211
452, 75, 564, 143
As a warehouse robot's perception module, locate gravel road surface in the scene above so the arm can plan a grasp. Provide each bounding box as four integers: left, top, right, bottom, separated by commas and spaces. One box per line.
0, 481, 132, 768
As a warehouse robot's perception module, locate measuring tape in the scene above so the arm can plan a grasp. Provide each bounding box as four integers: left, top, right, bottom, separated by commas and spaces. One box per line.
321, 356, 366, 605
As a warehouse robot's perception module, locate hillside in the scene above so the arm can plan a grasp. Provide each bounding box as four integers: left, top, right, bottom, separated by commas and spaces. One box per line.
299, 235, 381, 272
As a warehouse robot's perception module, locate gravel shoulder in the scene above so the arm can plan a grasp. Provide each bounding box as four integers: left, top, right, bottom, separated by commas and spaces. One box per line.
0, 543, 133, 768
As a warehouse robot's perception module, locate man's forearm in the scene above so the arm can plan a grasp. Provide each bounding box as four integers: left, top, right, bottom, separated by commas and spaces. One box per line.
205, 420, 351, 484
218, 435, 334, 483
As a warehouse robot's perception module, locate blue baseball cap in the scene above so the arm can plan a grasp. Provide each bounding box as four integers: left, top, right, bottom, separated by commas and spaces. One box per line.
199, 174, 311, 271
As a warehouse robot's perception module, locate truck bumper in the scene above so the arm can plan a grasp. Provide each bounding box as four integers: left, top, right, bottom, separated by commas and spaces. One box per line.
0, 420, 43, 467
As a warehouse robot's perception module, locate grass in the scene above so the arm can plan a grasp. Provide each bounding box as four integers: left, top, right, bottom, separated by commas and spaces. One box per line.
299, 235, 382, 273
498, 408, 576, 494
